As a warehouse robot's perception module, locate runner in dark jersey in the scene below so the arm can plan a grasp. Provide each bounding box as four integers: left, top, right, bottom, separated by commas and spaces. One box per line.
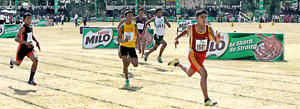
9, 12, 41, 86
133, 8, 149, 58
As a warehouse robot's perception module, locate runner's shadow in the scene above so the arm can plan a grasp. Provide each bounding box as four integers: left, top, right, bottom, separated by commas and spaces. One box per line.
8, 86, 37, 95
119, 85, 143, 92
120, 73, 141, 78
154, 67, 168, 72
138, 62, 151, 65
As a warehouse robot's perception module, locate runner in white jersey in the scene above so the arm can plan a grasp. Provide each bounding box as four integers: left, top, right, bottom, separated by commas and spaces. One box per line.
142, 8, 171, 63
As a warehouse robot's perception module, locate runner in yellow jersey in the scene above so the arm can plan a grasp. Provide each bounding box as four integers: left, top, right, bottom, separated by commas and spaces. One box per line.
117, 10, 141, 85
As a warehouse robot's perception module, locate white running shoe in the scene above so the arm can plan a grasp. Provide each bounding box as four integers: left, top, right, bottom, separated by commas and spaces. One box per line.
141, 54, 145, 58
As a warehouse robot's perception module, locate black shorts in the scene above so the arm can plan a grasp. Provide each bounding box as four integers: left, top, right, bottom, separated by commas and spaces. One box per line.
120, 46, 137, 58
0, 20, 3, 24
16, 44, 35, 62
154, 34, 164, 45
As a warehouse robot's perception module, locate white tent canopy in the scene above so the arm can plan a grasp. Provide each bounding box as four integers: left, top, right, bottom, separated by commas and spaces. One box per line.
1, 8, 16, 14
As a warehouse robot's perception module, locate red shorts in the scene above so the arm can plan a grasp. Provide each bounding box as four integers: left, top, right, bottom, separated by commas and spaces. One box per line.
188, 50, 206, 72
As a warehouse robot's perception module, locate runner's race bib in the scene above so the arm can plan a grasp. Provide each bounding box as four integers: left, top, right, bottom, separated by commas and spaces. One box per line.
27, 32, 33, 42
137, 23, 144, 29
195, 39, 207, 51
124, 32, 134, 41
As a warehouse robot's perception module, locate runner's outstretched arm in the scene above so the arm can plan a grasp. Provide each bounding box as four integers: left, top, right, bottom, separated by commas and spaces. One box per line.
174, 25, 192, 49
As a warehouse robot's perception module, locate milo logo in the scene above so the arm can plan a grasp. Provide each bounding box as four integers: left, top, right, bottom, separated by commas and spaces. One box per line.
31, 20, 39, 25
39, 21, 47, 24
83, 29, 113, 48
178, 20, 191, 28
206, 33, 229, 58
107, 17, 113, 21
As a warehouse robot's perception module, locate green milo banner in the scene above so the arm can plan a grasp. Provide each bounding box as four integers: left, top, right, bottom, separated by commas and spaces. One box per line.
206, 33, 284, 61
0, 25, 20, 38
31, 19, 54, 27
82, 28, 154, 49
176, 0, 180, 14
167, 17, 177, 22
259, 0, 264, 15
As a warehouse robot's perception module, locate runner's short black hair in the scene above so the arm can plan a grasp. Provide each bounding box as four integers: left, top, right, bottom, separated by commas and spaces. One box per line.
138, 8, 144, 11
23, 12, 32, 19
195, 10, 208, 17
125, 10, 133, 16
156, 8, 162, 13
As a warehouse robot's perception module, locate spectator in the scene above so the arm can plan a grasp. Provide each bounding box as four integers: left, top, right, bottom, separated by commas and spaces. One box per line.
55, 14, 59, 25
5, 14, 9, 24
291, 14, 294, 23
83, 14, 87, 26
9, 14, 13, 24
16, 14, 20, 24
61, 14, 64, 25
0, 13, 4, 24
74, 13, 79, 27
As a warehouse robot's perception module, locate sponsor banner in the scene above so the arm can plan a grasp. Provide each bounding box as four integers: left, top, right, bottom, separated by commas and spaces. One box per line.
31, 19, 53, 27
90, 17, 105, 22
167, 17, 177, 22
177, 20, 197, 37
259, 0, 264, 15
105, 17, 114, 22
205, 33, 284, 61
82, 27, 154, 49
96, 17, 104, 22
90, 17, 97, 22
176, 0, 180, 14
0, 24, 20, 38
177, 20, 197, 29
70, 17, 83, 23
207, 17, 215, 22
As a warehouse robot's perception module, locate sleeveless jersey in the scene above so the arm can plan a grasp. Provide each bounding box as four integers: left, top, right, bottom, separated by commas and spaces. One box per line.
120, 22, 137, 48
190, 24, 211, 54
154, 17, 165, 35
21, 24, 33, 43
135, 16, 146, 34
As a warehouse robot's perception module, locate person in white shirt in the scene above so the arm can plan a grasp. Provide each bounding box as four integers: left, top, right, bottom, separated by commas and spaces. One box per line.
74, 13, 79, 27
61, 14, 64, 25
142, 8, 171, 63
0, 13, 4, 24
5, 14, 10, 24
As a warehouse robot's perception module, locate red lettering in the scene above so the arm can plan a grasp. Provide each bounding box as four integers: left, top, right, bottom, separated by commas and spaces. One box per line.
98, 31, 109, 35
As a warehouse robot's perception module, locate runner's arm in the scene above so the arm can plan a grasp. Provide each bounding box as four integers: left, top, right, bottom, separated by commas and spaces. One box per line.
175, 24, 191, 40
32, 35, 41, 51
117, 25, 127, 43
135, 24, 141, 53
145, 17, 150, 28
174, 24, 192, 48
15, 27, 26, 44
142, 17, 155, 35
15, 27, 32, 48
164, 17, 171, 28
209, 27, 221, 44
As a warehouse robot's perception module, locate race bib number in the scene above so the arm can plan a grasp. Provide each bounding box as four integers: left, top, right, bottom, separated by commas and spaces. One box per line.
27, 32, 33, 42
195, 39, 207, 51
137, 23, 144, 29
124, 32, 134, 41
